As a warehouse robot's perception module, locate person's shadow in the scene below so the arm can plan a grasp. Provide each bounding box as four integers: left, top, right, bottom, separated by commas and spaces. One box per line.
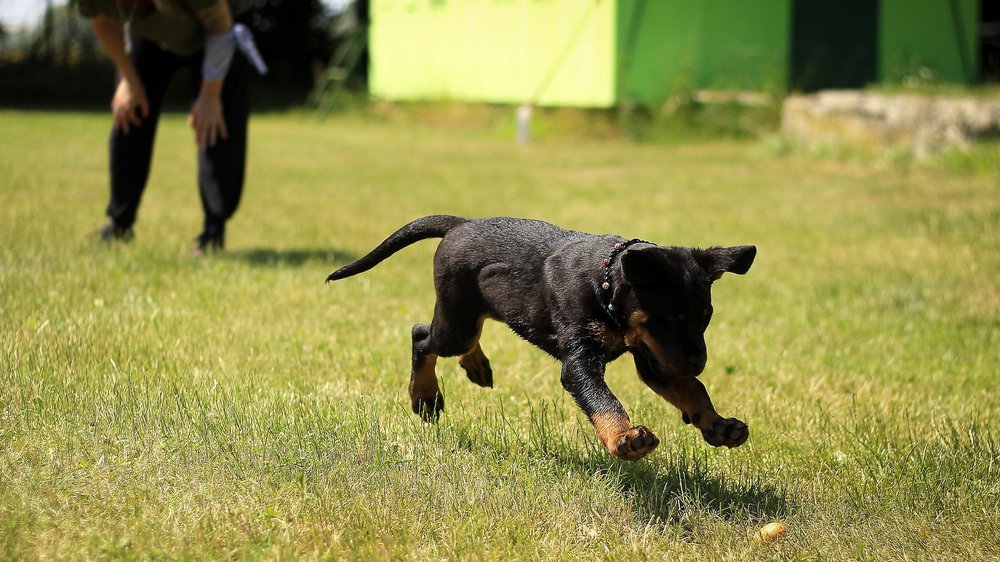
225, 247, 357, 268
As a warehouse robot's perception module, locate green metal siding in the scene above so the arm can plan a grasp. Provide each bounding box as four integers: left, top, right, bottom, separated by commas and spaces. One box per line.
879, 0, 979, 84
617, 0, 701, 105
369, 0, 981, 109
617, 0, 790, 106
698, 1, 790, 91
369, 0, 618, 107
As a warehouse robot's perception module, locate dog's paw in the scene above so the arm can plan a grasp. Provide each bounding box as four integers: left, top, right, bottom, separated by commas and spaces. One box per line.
700, 417, 749, 448
459, 351, 493, 388
411, 393, 445, 423
610, 426, 660, 461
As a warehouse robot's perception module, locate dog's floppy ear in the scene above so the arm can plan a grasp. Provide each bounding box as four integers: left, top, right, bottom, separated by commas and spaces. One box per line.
621, 246, 679, 286
694, 245, 757, 280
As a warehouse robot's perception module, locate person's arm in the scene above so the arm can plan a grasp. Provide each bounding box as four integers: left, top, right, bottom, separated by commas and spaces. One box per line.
188, 1, 234, 148
91, 15, 149, 134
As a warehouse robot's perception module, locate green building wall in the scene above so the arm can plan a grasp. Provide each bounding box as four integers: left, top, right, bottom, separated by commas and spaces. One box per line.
617, 0, 790, 106
368, 0, 981, 109
879, 0, 979, 84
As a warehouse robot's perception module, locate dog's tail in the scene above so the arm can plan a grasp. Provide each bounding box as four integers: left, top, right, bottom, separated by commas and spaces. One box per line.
326, 215, 470, 282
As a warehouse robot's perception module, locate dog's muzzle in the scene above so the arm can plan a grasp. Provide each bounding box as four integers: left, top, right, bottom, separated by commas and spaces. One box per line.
638, 343, 705, 378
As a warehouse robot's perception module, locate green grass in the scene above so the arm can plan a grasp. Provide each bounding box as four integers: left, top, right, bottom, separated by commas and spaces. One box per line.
1, 109, 997, 560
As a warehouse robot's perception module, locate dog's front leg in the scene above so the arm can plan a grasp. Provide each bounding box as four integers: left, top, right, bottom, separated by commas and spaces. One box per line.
652, 374, 749, 448
631, 355, 748, 448
561, 350, 659, 460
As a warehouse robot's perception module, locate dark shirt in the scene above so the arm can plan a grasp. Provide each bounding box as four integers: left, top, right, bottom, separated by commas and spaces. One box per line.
78, 0, 254, 56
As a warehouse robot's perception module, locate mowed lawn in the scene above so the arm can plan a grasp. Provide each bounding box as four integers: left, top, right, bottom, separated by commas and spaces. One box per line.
1, 109, 997, 560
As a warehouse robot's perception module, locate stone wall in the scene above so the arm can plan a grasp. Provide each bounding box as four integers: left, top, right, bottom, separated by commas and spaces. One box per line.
782, 91, 1000, 158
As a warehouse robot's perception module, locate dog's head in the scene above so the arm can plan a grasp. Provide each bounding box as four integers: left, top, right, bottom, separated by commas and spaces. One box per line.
621, 245, 756, 378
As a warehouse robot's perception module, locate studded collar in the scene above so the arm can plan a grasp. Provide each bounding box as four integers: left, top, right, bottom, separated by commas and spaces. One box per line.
597, 238, 650, 332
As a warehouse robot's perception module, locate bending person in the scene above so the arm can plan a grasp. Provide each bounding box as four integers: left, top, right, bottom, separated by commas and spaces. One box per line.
80, 0, 267, 254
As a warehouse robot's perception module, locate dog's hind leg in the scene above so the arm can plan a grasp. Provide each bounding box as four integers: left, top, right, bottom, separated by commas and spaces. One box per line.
410, 323, 443, 421
458, 317, 493, 388
410, 301, 492, 420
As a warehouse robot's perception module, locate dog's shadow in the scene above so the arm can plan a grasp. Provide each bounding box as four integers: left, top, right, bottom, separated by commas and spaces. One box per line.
225, 247, 357, 269
453, 410, 788, 525
569, 450, 789, 526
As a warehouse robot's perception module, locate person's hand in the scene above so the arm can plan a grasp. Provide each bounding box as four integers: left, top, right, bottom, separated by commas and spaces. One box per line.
111, 78, 149, 134
188, 91, 228, 148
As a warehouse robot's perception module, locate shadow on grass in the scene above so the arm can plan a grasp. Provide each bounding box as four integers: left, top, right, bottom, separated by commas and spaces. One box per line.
226, 247, 356, 269
577, 451, 789, 526
454, 402, 789, 525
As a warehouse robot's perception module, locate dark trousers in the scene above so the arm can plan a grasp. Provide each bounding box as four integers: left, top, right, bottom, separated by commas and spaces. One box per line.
107, 34, 251, 231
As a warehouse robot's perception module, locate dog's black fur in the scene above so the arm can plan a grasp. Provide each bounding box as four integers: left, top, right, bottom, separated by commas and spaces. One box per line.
327, 215, 756, 460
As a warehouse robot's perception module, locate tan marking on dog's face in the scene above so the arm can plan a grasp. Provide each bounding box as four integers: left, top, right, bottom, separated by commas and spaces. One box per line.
623, 311, 648, 348
625, 310, 678, 375
625, 311, 668, 359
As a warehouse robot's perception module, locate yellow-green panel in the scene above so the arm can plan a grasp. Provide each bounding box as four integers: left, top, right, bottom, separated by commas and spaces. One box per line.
370, 0, 617, 107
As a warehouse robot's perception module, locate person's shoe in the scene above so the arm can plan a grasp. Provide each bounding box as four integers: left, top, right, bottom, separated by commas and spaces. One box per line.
192, 225, 225, 256
98, 222, 133, 243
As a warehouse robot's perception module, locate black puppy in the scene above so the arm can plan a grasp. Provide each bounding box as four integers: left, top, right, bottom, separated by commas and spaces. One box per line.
327, 216, 756, 460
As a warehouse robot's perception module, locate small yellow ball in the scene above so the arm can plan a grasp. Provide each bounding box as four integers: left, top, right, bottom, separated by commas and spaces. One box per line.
753, 521, 787, 544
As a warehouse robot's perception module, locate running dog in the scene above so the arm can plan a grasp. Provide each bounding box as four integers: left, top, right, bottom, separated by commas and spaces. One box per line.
327, 215, 756, 460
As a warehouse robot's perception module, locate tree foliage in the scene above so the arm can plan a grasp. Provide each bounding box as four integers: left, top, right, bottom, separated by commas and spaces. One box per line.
247, 0, 339, 104
0, 0, 345, 107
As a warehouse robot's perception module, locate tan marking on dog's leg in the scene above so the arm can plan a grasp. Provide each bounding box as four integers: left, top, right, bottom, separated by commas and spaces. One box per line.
409, 353, 442, 419
592, 411, 632, 449
457, 317, 484, 366
588, 321, 626, 355
591, 412, 659, 461
459, 342, 485, 366
458, 316, 493, 387
459, 342, 493, 387
656, 376, 748, 448
654, 376, 719, 427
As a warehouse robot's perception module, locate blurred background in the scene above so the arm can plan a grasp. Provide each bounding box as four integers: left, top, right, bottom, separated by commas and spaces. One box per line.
0, 0, 364, 107
1, 0, 996, 117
